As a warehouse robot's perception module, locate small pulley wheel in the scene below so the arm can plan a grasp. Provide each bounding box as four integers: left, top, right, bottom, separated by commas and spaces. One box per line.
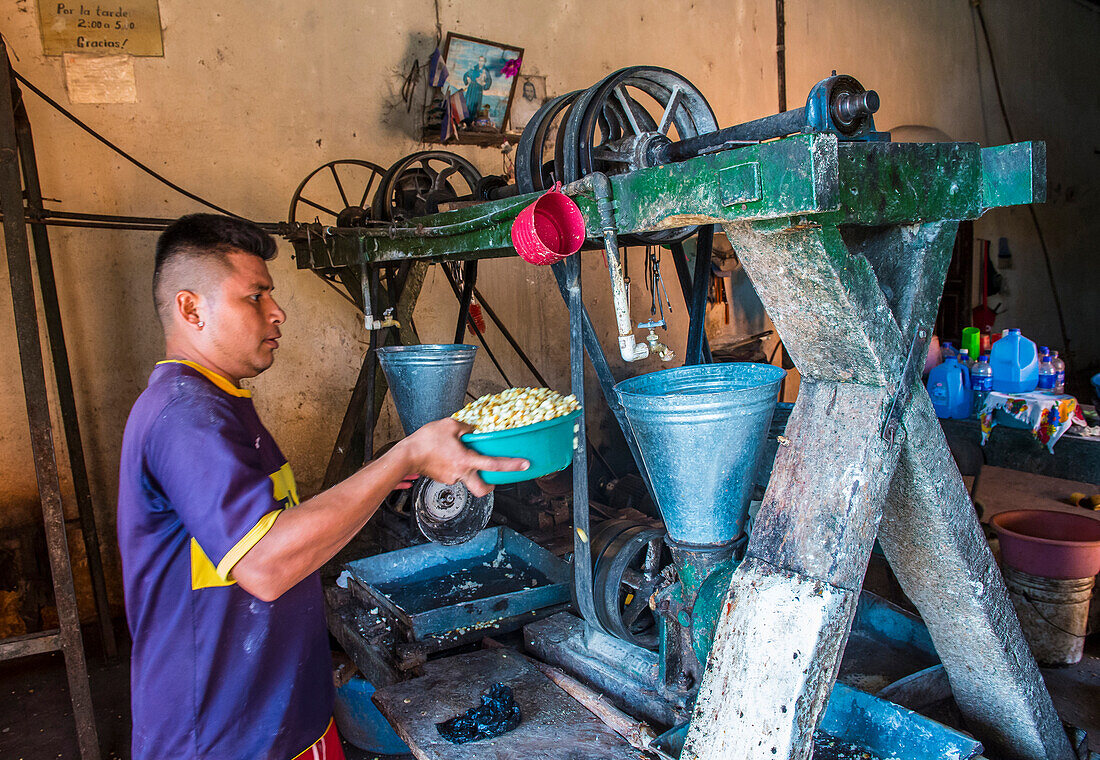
413, 477, 493, 545
591, 521, 668, 650
287, 159, 386, 225
372, 151, 483, 221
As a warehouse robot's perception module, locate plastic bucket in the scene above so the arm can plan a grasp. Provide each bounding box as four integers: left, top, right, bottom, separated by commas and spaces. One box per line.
462, 408, 582, 485
990, 509, 1100, 579
510, 188, 586, 265
376, 344, 477, 435
615, 363, 786, 547
334, 675, 410, 755
1002, 565, 1094, 665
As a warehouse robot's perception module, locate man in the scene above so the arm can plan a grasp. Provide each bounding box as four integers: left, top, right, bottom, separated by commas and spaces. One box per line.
462, 55, 492, 125
117, 214, 526, 759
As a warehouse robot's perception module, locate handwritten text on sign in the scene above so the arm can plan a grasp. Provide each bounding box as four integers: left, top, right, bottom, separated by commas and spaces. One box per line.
37, 1, 164, 57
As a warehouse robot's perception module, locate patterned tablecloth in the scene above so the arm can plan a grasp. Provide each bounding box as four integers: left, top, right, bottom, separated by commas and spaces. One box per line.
979, 391, 1078, 452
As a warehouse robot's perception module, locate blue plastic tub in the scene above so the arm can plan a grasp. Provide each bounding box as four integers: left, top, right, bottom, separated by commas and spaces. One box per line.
334, 675, 410, 755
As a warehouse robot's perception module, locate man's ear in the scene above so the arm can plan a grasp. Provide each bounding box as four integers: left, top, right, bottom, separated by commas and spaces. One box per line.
175, 290, 204, 330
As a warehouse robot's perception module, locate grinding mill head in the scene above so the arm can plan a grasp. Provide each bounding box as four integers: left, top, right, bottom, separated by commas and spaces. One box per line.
377, 344, 477, 435
413, 478, 493, 545
614, 363, 785, 548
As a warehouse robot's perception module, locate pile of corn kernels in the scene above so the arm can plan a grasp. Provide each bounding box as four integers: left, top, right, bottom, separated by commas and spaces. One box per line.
452, 387, 580, 433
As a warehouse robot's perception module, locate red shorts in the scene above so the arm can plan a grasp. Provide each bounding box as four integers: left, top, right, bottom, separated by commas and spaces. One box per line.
293, 718, 346, 760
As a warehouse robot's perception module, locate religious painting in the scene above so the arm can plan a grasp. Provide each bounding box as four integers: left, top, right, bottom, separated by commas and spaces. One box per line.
443, 33, 523, 131
508, 74, 546, 133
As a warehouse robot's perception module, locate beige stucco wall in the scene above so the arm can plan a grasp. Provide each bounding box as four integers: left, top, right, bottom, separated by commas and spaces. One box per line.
0, 0, 1096, 614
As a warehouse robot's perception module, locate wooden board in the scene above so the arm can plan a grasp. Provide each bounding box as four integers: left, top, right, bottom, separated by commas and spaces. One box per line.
372, 649, 645, 760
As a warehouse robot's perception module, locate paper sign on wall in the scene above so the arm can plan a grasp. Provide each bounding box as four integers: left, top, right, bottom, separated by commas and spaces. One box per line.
64, 54, 137, 103
37, 1, 164, 57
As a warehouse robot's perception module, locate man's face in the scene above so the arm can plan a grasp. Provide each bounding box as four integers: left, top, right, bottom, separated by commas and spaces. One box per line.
477, 56, 485, 69
203, 251, 285, 382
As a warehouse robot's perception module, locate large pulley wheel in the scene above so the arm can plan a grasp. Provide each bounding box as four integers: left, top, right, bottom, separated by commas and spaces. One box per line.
559, 67, 718, 244
287, 159, 387, 226
372, 151, 483, 222
412, 477, 493, 546
514, 90, 582, 195
590, 520, 668, 650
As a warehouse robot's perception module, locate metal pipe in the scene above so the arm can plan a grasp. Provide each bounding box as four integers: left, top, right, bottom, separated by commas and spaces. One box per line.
562, 173, 648, 363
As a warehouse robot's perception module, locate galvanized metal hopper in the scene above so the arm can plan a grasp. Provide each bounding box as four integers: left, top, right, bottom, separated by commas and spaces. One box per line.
377, 344, 489, 544
615, 362, 785, 549
376, 344, 478, 435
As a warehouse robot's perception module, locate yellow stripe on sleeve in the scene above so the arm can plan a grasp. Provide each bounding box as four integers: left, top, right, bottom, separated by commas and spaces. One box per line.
214, 509, 283, 582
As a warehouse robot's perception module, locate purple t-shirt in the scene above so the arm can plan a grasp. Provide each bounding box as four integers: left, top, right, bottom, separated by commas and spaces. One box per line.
117, 361, 333, 759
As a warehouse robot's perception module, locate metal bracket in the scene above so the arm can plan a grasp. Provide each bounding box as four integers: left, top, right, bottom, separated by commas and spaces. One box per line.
882, 324, 930, 445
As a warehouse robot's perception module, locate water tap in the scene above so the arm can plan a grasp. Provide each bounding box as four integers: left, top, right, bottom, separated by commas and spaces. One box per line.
365, 307, 400, 331
639, 320, 675, 362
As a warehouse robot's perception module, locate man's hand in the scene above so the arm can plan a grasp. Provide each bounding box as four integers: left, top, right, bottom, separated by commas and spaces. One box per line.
397, 417, 528, 497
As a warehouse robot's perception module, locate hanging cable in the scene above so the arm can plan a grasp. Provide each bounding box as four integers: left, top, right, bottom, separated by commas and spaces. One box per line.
11, 66, 250, 220
971, 0, 1072, 360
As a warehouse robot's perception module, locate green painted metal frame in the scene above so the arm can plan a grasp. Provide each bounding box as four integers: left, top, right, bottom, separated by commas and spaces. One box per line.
287, 133, 1043, 270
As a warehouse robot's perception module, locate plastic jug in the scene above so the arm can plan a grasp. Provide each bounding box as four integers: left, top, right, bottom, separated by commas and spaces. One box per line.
927, 356, 972, 419
989, 328, 1038, 393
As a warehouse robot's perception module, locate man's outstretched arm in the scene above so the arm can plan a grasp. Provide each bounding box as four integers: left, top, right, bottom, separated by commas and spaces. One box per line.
231, 417, 527, 601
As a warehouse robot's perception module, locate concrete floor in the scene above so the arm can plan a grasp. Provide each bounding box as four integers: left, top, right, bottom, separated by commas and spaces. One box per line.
0, 635, 409, 760
1, 467, 1098, 759
1, 624, 1096, 759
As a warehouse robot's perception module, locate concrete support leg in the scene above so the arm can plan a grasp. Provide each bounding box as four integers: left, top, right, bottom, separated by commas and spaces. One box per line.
683, 382, 897, 760
878, 392, 1074, 760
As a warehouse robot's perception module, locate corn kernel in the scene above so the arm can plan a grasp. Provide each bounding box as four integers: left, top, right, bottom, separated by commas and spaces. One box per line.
452, 387, 579, 433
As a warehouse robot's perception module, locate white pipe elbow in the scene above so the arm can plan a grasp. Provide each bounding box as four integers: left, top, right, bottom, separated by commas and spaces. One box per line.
619, 334, 650, 362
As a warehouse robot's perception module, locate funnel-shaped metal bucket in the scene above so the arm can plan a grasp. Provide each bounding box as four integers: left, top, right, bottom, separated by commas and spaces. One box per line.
615, 363, 785, 547
377, 344, 477, 435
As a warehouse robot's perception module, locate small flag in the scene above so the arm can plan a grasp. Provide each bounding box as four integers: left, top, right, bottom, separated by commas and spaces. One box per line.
428, 47, 450, 87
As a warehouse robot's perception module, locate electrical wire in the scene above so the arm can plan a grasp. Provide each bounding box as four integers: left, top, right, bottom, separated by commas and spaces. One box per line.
11, 66, 250, 220
971, 0, 1072, 360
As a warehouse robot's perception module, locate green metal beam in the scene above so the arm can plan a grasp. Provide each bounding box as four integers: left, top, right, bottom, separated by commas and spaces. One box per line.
981, 141, 1046, 210
287, 136, 1045, 269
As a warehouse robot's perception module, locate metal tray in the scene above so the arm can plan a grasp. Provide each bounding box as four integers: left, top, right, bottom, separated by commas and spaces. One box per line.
343, 527, 570, 642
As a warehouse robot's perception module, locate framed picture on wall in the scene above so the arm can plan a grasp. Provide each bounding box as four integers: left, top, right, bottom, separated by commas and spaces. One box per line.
508, 74, 546, 133
443, 32, 523, 132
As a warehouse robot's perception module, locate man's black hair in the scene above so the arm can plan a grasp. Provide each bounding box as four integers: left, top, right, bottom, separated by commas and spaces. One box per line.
153, 214, 276, 327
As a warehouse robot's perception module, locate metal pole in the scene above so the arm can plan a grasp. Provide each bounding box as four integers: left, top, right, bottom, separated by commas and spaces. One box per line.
0, 40, 100, 760
14, 80, 116, 661
558, 254, 600, 631
685, 226, 713, 365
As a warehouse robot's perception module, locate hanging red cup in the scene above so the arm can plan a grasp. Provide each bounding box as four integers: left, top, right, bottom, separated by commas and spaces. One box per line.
510, 183, 586, 265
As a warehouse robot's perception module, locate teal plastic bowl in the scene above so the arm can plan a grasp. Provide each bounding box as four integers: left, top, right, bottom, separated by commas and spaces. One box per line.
461, 408, 582, 484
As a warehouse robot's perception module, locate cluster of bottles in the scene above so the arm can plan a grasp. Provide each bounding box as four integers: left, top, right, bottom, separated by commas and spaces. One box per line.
926, 328, 1066, 419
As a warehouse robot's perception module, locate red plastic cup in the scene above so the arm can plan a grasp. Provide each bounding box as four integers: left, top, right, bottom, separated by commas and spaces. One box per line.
510, 187, 586, 266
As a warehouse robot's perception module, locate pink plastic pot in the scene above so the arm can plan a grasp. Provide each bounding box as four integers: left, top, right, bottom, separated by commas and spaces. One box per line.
510, 187, 586, 265
990, 509, 1100, 579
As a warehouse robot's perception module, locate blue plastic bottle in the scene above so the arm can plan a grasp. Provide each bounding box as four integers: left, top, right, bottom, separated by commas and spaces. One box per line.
927, 356, 972, 418
989, 328, 1039, 393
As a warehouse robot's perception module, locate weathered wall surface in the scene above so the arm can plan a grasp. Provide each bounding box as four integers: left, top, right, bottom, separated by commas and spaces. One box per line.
0, 0, 1094, 613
